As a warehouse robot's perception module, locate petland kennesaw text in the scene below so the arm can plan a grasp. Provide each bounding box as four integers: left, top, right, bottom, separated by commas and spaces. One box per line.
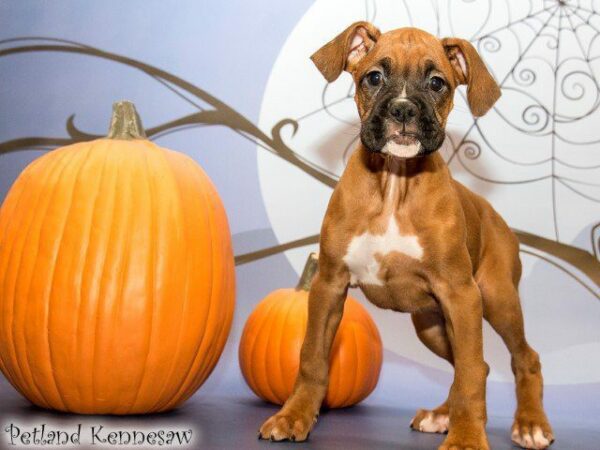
3, 424, 194, 447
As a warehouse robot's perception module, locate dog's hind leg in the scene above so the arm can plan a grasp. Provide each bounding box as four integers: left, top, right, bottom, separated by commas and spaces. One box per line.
477, 261, 554, 450
409, 309, 452, 434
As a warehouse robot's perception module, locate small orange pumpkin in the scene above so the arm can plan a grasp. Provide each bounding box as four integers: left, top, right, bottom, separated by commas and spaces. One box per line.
0, 101, 235, 414
239, 253, 382, 408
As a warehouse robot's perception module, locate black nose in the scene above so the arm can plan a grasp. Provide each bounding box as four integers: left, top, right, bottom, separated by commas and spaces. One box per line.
389, 100, 418, 123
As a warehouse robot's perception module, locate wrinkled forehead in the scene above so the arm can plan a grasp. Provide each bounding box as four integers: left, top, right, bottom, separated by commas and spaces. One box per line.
356, 28, 451, 77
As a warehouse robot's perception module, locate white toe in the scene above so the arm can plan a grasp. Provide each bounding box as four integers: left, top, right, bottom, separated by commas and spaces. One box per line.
512, 427, 552, 450
533, 427, 551, 449
417, 412, 449, 433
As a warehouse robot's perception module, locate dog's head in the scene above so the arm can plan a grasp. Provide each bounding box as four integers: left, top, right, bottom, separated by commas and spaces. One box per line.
311, 23, 501, 158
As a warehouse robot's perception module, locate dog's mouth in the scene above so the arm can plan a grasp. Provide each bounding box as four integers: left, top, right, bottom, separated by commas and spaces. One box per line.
389, 131, 420, 146
380, 131, 423, 158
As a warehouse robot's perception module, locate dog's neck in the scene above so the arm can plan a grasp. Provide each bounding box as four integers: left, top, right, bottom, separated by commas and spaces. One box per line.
359, 145, 448, 208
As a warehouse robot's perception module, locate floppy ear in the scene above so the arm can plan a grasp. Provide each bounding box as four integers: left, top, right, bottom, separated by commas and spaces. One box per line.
310, 21, 381, 82
442, 37, 501, 117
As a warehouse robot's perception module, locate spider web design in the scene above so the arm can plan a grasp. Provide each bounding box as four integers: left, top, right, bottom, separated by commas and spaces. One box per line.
286, 0, 600, 265
447, 0, 600, 244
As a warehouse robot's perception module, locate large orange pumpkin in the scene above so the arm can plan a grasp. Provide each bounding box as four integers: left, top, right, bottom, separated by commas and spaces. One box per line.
239, 253, 382, 408
0, 101, 235, 414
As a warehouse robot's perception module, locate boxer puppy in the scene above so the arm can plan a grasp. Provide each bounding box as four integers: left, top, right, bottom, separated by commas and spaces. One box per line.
258, 23, 554, 450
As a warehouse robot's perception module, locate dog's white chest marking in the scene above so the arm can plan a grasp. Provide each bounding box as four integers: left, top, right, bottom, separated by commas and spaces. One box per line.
343, 216, 423, 286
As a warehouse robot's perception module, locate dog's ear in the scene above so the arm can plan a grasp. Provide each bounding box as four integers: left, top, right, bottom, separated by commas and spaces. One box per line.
311, 21, 381, 82
442, 37, 501, 117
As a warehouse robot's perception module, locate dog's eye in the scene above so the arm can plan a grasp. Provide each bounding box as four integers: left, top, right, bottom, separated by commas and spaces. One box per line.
366, 71, 383, 87
429, 76, 445, 92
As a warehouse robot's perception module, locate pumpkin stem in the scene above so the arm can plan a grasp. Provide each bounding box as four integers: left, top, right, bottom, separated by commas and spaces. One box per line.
296, 253, 319, 291
107, 101, 147, 140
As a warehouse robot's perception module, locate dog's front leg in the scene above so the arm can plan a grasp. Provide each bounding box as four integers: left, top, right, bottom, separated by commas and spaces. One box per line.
258, 261, 348, 442
434, 275, 490, 450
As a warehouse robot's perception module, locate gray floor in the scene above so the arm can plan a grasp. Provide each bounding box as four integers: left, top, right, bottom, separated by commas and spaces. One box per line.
1, 378, 598, 450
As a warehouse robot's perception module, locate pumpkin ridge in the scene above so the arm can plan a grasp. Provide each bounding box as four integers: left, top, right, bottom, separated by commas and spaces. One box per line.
362, 309, 382, 395
195, 162, 235, 367
109, 146, 141, 413
370, 329, 383, 393
133, 148, 175, 412
0, 157, 32, 235
145, 150, 198, 412
238, 317, 256, 394
0, 157, 40, 400
241, 294, 281, 398
367, 341, 379, 400
2, 150, 70, 408
2, 158, 50, 404
184, 169, 226, 399
182, 164, 235, 407
367, 316, 382, 396
147, 231, 190, 409
146, 144, 188, 412
260, 294, 284, 404
19, 149, 85, 409
159, 156, 220, 410
45, 145, 98, 412
15, 148, 79, 410
159, 165, 216, 410
359, 327, 376, 403
238, 304, 258, 396
75, 140, 111, 410
362, 305, 382, 401
201, 172, 235, 393
250, 294, 283, 403
95, 144, 134, 413
348, 322, 362, 406
126, 144, 159, 414
364, 306, 381, 341
246, 299, 274, 396
89, 140, 123, 412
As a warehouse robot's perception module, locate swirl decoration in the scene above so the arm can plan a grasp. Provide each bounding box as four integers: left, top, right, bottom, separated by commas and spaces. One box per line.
459, 140, 483, 160
0, 1, 599, 298
593, 222, 600, 260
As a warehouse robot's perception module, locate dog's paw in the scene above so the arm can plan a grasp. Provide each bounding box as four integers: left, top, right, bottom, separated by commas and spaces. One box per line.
258, 411, 316, 442
511, 414, 554, 449
439, 430, 490, 450
410, 408, 449, 434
